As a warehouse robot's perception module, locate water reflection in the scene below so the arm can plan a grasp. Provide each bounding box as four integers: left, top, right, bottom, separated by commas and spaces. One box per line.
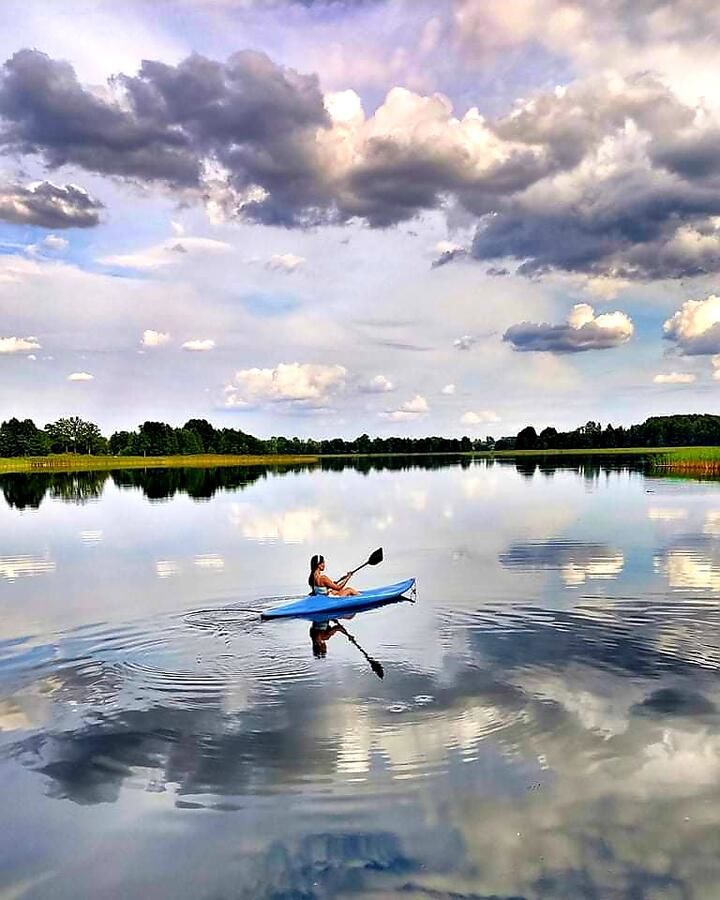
0, 470, 108, 509
0, 456, 474, 511
499, 540, 624, 585
2, 459, 720, 898
0, 553, 56, 582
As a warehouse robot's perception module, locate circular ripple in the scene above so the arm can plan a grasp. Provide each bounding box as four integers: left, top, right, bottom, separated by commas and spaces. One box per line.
84, 610, 320, 707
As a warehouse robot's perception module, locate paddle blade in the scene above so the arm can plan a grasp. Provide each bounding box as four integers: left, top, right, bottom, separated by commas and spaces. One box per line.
368, 547, 384, 566
369, 658, 385, 679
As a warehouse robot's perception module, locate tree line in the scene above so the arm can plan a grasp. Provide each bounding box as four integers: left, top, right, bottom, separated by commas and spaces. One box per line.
0, 416, 489, 458
3, 413, 720, 460
504, 414, 720, 451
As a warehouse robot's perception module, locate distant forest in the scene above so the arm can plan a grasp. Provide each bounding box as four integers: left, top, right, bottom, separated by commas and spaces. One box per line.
501, 414, 720, 451
0, 416, 482, 457
2, 413, 720, 458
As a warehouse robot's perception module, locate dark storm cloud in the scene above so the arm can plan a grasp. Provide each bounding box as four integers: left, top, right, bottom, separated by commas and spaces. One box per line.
0, 180, 103, 227
473, 169, 720, 280
469, 75, 720, 279
0, 49, 328, 224
3, 49, 720, 277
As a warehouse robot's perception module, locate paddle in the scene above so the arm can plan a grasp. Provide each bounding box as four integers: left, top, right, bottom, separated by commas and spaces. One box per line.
332, 620, 384, 679
346, 547, 383, 578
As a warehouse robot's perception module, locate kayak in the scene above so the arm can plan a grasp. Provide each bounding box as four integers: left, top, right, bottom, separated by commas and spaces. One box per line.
260, 578, 416, 621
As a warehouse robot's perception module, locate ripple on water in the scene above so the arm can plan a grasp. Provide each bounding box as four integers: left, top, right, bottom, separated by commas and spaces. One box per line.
1, 605, 320, 714
441, 595, 720, 673
104, 615, 318, 707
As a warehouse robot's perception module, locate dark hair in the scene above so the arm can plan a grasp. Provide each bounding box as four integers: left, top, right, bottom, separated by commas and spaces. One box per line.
308, 554, 324, 588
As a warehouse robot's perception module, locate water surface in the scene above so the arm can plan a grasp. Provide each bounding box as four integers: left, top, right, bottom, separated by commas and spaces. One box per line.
1, 458, 719, 898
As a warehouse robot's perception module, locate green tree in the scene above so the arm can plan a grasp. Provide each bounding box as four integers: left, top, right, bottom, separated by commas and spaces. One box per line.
0, 418, 49, 456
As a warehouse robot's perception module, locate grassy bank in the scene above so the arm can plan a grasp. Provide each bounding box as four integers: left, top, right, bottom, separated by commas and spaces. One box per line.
487, 445, 720, 474
0, 453, 320, 475
2, 446, 720, 476
648, 446, 720, 474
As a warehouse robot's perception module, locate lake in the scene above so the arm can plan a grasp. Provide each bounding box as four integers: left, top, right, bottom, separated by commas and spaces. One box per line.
1, 458, 719, 899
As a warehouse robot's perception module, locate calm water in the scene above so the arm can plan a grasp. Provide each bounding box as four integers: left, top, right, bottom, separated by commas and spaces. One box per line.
1, 458, 719, 899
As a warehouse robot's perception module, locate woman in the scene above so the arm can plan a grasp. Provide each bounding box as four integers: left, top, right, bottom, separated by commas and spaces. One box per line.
308, 554, 359, 597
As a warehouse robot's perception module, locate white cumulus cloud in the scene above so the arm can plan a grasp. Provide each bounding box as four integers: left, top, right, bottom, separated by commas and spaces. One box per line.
266, 253, 305, 272
441, 383, 456, 395
182, 339, 215, 352
652, 372, 696, 384
224, 362, 347, 409
43, 234, 68, 250
67, 372, 94, 381
0, 336, 41, 354
141, 329, 171, 348
453, 335, 476, 350
360, 374, 395, 393
382, 394, 430, 421
663, 295, 720, 355
461, 410, 500, 425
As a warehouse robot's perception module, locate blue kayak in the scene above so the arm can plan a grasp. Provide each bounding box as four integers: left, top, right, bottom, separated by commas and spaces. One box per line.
260, 578, 415, 621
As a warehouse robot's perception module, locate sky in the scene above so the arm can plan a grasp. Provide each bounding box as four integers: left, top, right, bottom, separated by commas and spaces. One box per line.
3, 0, 720, 438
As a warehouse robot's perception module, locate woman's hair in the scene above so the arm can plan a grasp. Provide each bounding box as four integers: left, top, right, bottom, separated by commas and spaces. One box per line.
308, 553, 325, 588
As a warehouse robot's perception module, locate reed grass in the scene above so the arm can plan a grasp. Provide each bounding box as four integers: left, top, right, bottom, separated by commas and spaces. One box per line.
2, 446, 720, 475
0, 453, 319, 475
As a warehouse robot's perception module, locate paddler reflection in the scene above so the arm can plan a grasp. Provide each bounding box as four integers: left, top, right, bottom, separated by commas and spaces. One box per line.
309, 616, 354, 658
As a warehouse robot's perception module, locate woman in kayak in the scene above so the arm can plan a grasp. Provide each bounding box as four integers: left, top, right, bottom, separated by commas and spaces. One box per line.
308, 554, 359, 597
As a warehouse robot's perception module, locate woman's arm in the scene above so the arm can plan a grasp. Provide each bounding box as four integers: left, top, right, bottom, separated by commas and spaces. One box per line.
318, 574, 345, 591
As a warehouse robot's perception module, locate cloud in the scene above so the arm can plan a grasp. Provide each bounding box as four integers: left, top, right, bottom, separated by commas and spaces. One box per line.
266, 253, 305, 272
0, 335, 41, 354
359, 374, 394, 393
3, 36, 719, 282
0, 48, 328, 226
141, 330, 171, 348
499, 540, 625, 585
67, 372, 94, 381
504, 303, 633, 353
99, 237, 231, 270
453, 334, 475, 350
41, 234, 69, 251
181, 339, 215, 352
461, 410, 500, 425
653, 372, 696, 384
431, 240, 467, 268
229, 502, 345, 543
381, 393, 429, 421
223, 362, 347, 409
663, 295, 720, 355
441, 383, 456, 395
0, 180, 102, 228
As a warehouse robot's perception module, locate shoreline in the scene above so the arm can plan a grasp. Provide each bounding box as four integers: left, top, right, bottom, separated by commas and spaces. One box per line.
1, 446, 720, 475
